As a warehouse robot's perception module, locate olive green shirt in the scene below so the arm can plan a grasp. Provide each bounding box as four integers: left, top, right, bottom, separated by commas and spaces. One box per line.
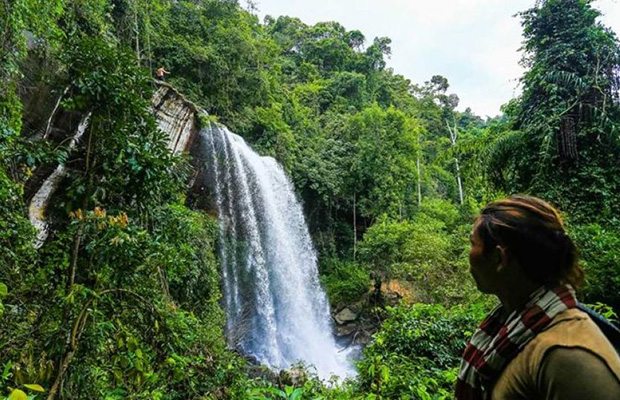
491, 309, 620, 399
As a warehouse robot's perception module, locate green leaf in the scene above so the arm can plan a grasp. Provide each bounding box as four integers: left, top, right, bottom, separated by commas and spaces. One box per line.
8, 389, 28, 400
2, 361, 13, 380
289, 388, 303, 400
24, 383, 45, 392
380, 365, 390, 383
0, 282, 7, 299
256, 387, 287, 398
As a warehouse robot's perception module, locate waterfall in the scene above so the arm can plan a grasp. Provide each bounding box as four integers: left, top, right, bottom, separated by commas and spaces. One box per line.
201, 124, 354, 379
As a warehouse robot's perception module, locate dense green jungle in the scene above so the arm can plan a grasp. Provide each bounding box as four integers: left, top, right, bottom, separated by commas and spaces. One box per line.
2, 0, 620, 398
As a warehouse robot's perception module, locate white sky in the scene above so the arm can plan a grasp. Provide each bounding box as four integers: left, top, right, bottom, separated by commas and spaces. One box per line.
253, 0, 620, 118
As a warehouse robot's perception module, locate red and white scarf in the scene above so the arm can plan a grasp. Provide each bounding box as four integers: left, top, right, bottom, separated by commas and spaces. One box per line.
455, 284, 577, 400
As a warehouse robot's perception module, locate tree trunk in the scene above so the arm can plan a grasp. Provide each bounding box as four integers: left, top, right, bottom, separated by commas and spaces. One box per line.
134, 1, 140, 66
43, 87, 69, 140
416, 155, 422, 207
353, 193, 357, 261
455, 157, 464, 205
446, 120, 464, 205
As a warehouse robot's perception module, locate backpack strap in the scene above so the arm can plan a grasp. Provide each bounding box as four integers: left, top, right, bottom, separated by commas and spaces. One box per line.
577, 303, 620, 356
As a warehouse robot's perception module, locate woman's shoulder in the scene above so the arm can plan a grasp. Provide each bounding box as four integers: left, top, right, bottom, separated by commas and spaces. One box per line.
536, 309, 617, 356
537, 347, 620, 399
491, 308, 620, 399
527, 308, 620, 374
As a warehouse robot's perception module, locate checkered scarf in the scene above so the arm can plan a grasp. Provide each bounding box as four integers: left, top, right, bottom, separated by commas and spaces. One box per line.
455, 284, 577, 400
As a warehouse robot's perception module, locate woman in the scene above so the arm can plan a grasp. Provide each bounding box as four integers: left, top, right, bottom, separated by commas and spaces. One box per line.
456, 195, 620, 399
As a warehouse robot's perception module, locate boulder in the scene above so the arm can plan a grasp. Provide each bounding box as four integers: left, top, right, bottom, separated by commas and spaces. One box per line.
335, 323, 357, 337
279, 365, 308, 386
334, 307, 358, 325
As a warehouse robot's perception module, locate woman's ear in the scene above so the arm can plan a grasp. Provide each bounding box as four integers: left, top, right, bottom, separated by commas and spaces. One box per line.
495, 245, 511, 272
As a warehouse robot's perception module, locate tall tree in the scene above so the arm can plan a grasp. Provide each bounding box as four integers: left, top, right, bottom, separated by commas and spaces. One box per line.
489, 0, 620, 218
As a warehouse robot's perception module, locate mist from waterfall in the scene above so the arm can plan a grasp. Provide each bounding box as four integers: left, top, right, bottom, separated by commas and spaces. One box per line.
200, 124, 354, 379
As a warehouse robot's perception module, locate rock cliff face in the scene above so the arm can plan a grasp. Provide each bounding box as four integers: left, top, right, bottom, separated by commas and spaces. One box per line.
150, 83, 215, 212
150, 83, 202, 154
26, 83, 205, 247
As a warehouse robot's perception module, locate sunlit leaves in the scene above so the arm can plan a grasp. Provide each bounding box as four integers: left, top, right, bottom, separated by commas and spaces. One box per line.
23, 384, 45, 392
8, 389, 27, 400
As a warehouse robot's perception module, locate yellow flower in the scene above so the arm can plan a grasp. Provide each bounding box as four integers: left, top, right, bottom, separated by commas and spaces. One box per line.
120, 213, 129, 228
70, 209, 84, 220
93, 207, 106, 218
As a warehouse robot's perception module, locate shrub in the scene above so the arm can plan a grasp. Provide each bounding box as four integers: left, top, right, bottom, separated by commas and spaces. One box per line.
358, 303, 488, 399
571, 223, 620, 313
359, 202, 477, 305
320, 259, 370, 307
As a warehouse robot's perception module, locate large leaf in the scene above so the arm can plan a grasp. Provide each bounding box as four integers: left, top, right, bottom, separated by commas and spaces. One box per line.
24, 383, 46, 392
8, 389, 28, 400
289, 388, 304, 400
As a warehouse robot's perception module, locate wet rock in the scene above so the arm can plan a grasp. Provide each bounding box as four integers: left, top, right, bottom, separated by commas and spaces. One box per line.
335, 323, 357, 337
279, 366, 308, 386
335, 307, 358, 325
355, 331, 373, 346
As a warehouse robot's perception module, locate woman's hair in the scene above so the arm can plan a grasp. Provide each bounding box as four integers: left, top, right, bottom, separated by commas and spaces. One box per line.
476, 195, 583, 287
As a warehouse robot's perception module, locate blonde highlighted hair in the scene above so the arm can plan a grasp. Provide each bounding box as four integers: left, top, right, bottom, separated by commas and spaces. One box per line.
476, 195, 584, 287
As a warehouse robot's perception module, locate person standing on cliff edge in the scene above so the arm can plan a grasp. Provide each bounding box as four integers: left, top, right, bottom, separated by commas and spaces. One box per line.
156, 67, 169, 81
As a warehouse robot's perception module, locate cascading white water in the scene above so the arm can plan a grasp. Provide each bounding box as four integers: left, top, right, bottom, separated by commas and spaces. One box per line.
202, 124, 354, 379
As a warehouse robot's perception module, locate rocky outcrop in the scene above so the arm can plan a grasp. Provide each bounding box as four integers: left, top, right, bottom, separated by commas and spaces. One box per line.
26, 82, 205, 247
151, 83, 202, 154
334, 307, 358, 325
332, 280, 418, 347
332, 302, 373, 346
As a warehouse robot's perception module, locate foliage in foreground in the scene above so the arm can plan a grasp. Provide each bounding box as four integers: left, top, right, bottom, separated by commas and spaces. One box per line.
572, 222, 620, 311
357, 303, 488, 400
